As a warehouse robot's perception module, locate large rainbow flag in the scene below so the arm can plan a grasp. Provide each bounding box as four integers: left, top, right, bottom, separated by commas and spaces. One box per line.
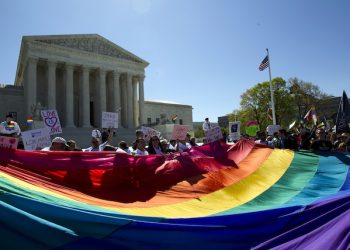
0, 139, 349, 249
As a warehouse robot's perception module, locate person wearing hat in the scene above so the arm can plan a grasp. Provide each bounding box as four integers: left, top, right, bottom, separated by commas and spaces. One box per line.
0, 113, 21, 137
337, 133, 350, 152
160, 138, 170, 153
41, 137, 68, 151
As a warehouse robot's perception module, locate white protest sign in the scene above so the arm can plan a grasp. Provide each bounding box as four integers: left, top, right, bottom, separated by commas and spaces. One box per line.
266, 124, 281, 136
0, 136, 19, 149
204, 126, 223, 143
229, 121, 241, 141
102, 112, 118, 129
171, 125, 190, 140
21, 128, 51, 150
141, 126, 161, 142
41, 109, 62, 135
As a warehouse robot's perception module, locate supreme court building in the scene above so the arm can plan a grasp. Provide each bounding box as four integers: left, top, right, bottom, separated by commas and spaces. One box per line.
0, 34, 193, 141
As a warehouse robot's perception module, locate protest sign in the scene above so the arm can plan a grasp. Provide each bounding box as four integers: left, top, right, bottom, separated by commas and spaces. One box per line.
245, 120, 260, 137
204, 126, 223, 143
0, 136, 19, 149
266, 124, 281, 136
102, 112, 118, 129
171, 125, 190, 140
21, 128, 51, 150
229, 121, 241, 141
141, 126, 161, 142
41, 109, 62, 135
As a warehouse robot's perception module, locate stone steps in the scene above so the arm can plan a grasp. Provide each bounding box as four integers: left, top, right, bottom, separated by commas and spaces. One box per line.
59, 127, 136, 149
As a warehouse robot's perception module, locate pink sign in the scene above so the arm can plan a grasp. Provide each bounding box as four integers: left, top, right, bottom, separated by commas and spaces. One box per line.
171, 125, 190, 140
41, 109, 62, 135
0, 136, 19, 149
204, 126, 223, 143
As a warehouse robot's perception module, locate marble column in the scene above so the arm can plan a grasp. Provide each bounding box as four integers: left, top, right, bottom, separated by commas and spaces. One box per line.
112, 70, 122, 128
138, 75, 145, 126
26, 57, 38, 117
81, 66, 91, 128
99, 69, 107, 127
47, 60, 56, 109
121, 77, 127, 128
126, 73, 133, 128
65, 64, 75, 127
132, 77, 138, 127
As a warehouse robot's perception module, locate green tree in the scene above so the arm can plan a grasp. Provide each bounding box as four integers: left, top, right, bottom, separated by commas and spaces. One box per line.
239, 77, 294, 130
194, 125, 205, 138
288, 77, 331, 119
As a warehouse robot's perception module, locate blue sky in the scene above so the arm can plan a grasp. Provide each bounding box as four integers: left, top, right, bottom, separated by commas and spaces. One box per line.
1, 0, 349, 122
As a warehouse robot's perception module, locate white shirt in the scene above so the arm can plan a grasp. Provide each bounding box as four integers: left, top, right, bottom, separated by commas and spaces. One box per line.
83, 146, 100, 152
178, 142, 191, 152
134, 148, 149, 156
83, 141, 108, 152
202, 121, 211, 132
0, 121, 21, 136
168, 143, 177, 151
116, 147, 131, 154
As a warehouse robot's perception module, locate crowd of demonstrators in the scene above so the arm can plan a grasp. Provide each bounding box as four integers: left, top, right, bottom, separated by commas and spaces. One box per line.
1, 113, 350, 154
32, 129, 194, 155
251, 125, 350, 152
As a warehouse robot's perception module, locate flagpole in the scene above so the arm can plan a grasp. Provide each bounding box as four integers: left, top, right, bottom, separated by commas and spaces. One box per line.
266, 48, 276, 125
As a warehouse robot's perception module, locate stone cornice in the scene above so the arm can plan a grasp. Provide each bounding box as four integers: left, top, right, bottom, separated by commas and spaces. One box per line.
144, 100, 193, 108
22, 34, 149, 65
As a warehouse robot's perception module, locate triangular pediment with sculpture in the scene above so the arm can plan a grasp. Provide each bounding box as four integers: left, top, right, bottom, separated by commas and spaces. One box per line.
31, 34, 146, 64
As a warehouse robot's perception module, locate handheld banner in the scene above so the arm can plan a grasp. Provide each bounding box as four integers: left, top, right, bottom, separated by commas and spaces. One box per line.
245, 120, 259, 137
267, 124, 281, 136
21, 128, 51, 150
229, 121, 241, 141
204, 126, 223, 143
102, 112, 118, 129
141, 126, 161, 142
0, 136, 19, 149
41, 109, 62, 135
171, 125, 190, 140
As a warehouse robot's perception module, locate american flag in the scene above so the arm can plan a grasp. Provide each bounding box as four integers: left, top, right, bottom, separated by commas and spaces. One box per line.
259, 55, 269, 71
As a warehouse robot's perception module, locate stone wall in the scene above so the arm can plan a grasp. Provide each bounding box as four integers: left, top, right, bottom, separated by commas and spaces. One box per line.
0, 85, 25, 127
143, 100, 193, 129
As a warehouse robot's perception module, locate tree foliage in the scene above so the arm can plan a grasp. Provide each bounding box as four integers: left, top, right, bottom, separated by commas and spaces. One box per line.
194, 125, 205, 138
288, 77, 331, 119
239, 77, 295, 131
222, 77, 331, 133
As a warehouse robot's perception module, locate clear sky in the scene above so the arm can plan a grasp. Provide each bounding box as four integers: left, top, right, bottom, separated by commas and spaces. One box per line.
1, 0, 349, 122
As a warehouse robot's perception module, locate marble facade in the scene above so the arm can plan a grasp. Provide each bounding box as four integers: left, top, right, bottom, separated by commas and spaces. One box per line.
15, 34, 148, 129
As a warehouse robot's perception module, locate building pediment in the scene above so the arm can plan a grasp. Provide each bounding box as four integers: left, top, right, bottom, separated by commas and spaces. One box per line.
24, 34, 148, 64
15, 34, 149, 85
